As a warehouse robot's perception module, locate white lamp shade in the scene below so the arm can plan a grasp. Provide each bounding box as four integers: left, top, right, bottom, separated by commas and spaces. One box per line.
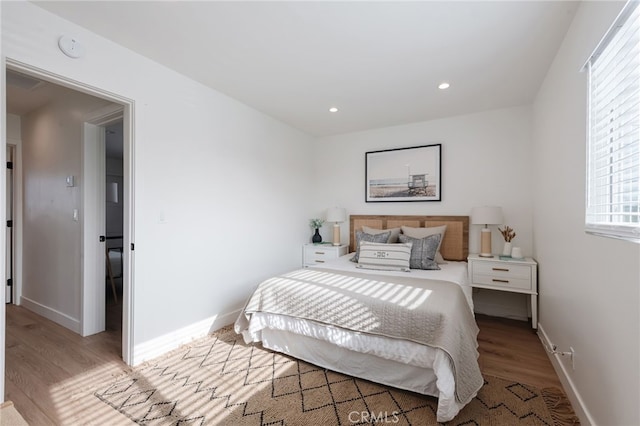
326, 207, 346, 223
471, 206, 503, 225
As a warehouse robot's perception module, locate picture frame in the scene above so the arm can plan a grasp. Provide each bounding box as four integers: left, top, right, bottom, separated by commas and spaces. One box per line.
365, 144, 441, 202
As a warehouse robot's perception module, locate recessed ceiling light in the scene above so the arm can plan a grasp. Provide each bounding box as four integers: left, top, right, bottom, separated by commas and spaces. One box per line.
329, 107, 338, 113
438, 82, 450, 90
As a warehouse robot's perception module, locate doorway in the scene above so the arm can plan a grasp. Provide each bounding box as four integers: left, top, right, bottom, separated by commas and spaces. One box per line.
4, 61, 135, 364
105, 120, 124, 332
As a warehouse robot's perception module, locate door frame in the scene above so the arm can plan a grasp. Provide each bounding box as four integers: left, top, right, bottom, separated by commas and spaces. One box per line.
5, 138, 22, 308
4, 58, 136, 365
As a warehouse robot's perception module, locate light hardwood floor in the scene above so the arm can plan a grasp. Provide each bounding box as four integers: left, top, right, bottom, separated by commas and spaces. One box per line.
5, 306, 563, 425
475, 314, 562, 390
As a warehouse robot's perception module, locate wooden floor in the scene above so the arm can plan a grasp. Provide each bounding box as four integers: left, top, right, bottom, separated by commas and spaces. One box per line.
475, 314, 562, 390
4, 306, 563, 425
4, 284, 130, 425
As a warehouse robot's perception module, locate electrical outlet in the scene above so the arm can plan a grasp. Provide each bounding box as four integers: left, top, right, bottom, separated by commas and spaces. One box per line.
570, 347, 575, 370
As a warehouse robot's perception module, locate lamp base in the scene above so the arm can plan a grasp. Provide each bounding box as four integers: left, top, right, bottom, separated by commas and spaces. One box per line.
480, 228, 492, 257
332, 223, 341, 246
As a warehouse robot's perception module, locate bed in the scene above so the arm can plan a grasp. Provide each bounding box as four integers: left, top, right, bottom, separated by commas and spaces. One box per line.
234, 215, 482, 422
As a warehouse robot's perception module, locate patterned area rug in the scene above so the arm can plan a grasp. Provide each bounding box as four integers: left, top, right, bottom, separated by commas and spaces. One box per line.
95, 326, 579, 425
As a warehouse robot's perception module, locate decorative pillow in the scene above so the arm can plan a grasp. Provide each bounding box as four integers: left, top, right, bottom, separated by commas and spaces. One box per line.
356, 242, 412, 272
362, 226, 401, 243
350, 230, 392, 263
398, 233, 441, 270
401, 225, 447, 263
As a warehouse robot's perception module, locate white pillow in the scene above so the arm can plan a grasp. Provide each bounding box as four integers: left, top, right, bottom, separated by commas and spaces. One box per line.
356, 242, 412, 272
401, 225, 447, 263
362, 226, 401, 243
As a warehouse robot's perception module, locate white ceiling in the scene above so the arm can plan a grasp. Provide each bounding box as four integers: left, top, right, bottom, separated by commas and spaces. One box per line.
32, 1, 579, 137
6, 70, 63, 116
6, 69, 124, 159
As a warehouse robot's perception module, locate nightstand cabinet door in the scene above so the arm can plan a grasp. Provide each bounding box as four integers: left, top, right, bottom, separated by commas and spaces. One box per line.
303, 244, 348, 267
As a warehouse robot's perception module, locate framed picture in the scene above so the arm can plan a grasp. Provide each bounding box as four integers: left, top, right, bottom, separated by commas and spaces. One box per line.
365, 144, 441, 202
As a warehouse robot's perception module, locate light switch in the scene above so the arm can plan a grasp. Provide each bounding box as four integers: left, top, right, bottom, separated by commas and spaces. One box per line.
66, 175, 75, 187
73, 209, 79, 221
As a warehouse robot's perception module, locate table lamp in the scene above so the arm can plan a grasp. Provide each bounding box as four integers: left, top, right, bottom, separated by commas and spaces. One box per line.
471, 206, 503, 257
326, 207, 346, 246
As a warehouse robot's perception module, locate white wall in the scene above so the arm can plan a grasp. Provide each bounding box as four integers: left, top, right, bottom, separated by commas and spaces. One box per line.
2, 2, 314, 362
532, 1, 640, 425
6, 114, 20, 139
20, 90, 112, 330
313, 105, 534, 319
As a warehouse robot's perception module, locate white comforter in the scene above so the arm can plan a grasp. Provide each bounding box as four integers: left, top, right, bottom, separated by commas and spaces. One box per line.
322, 254, 474, 310
237, 254, 478, 422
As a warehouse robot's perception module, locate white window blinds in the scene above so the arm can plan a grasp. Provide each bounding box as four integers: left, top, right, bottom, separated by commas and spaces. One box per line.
586, 1, 640, 241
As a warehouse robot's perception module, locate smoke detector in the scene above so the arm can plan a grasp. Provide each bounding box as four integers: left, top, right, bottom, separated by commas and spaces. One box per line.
58, 35, 85, 59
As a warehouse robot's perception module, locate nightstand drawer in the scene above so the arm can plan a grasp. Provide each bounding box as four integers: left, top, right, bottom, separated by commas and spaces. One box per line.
471, 273, 531, 291
472, 262, 531, 279
303, 244, 348, 267
305, 249, 332, 264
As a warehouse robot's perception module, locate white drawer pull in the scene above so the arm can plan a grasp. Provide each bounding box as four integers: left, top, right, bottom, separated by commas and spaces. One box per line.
492, 267, 509, 272
492, 279, 509, 283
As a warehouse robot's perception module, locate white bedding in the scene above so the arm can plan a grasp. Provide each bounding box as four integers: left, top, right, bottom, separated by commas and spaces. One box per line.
238, 254, 478, 422
321, 254, 474, 311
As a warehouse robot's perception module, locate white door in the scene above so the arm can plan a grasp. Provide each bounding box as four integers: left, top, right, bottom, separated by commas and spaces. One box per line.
81, 122, 106, 336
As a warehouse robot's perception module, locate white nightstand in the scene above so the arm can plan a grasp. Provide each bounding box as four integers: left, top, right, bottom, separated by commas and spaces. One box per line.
467, 254, 538, 329
303, 243, 348, 267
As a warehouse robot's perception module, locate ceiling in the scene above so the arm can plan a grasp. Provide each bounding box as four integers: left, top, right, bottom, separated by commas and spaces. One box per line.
30, 1, 579, 137
6, 69, 124, 159
6, 70, 64, 116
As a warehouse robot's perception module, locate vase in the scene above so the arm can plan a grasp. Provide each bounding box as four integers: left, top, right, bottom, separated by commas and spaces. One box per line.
502, 242, 512, 257
312, 228, 322, 243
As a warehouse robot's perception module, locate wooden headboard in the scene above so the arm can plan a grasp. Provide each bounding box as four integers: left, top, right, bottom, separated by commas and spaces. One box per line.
349, 215, 469, 261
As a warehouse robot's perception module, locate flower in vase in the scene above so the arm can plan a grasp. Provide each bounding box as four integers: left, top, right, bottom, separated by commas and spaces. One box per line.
309, 218, 324, 229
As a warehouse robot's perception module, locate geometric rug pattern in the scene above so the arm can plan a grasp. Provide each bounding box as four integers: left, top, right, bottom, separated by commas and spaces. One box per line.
94, 326, 579, 425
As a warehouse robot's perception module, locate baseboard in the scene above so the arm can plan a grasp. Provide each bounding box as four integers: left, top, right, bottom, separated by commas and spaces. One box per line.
537, 323, 595, 426
132, 309, 241, 365
20, 296, 80, 333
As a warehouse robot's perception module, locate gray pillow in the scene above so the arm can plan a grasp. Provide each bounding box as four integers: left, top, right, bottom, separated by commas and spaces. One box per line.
398, 233, 441, 270
361, 226, 401, 243
401, 225, 447, 263
350, 230, 392, 263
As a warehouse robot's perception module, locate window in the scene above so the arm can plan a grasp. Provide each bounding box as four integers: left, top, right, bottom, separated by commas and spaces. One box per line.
586, 1, 640, 241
